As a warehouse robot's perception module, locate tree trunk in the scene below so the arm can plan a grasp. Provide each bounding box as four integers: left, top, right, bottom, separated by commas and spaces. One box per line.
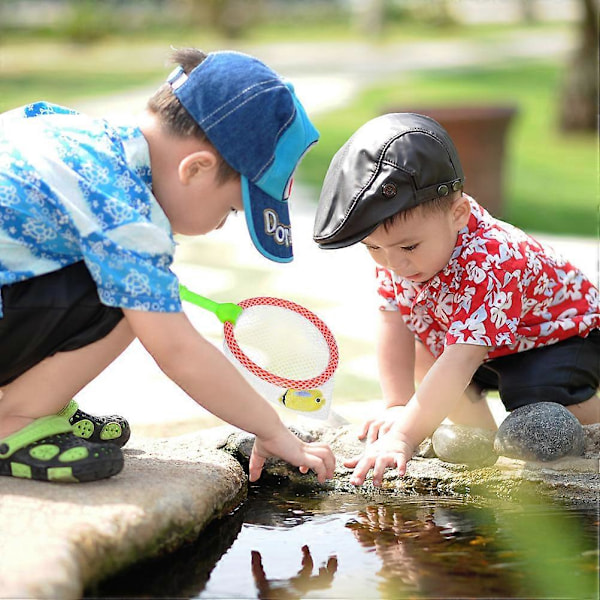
559, 0, 599, 132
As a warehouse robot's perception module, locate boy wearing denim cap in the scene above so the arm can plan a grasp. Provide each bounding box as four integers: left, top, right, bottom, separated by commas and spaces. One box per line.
0, 48, 335, 484
314, 113, 599, 486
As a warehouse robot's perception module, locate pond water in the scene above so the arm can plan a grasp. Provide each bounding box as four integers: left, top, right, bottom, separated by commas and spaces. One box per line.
87, 486, 599, 599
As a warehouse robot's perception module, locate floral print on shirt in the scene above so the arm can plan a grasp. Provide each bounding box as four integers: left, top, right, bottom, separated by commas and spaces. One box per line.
377, 197, 599, 359
0, 102, 182, 317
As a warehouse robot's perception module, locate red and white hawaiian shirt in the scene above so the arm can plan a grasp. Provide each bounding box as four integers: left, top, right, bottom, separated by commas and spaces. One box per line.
376, 197, 599, 359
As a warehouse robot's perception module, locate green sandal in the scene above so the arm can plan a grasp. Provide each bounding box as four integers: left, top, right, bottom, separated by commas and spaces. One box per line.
57, 400, 131, 448
0, 415, 123, 483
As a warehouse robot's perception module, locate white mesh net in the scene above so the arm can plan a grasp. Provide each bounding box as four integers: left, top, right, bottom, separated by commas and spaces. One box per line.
234, 305, 330, 380
222, 298, 338, 420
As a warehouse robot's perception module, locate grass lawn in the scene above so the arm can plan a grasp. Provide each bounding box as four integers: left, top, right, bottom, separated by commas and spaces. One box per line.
0, 39, 181, 112
2, 27, 596, 237
298, 60, 598, 237
1, 20, 562, 111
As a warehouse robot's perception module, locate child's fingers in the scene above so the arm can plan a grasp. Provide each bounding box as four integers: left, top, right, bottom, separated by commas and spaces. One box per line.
371, 452, 408, 486
380, 422, 393, 437
371, 454, 398, 487
319, 444, 337, 477
366, 422, 382, 444
301, 455, 329, 483
304, 442, 336, 477
343, 455, 360, 468
292, 445, 336, 483
349, 456, 375, 486
396, 454, 408, 477
357, 420, 371, 440
248, 449, 266, 482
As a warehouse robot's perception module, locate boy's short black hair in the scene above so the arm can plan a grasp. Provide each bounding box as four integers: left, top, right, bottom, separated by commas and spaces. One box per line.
381, 190, 462, 231
147, 48, 237, 184
313, 113, 464, 249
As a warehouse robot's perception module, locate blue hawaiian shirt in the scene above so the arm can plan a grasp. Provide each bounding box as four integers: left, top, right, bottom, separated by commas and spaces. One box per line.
0, 102, 182, 317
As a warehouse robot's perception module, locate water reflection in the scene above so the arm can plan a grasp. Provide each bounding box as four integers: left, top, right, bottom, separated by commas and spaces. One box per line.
347, 503, 512, 598
251, 545, 338, 599
86, 487, 598, 600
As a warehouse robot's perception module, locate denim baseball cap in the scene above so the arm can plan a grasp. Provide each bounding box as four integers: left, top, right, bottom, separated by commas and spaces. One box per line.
167, 51, 319, 263
314, 113, 464, 249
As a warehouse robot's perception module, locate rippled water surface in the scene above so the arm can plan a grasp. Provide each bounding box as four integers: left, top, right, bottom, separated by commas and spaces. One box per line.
88, 486, 599, 599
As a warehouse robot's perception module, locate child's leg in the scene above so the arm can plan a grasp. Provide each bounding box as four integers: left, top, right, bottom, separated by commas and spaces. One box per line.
567, 394, 600, 425
0, 318, 133, 439
415, 342, 497, 430
484, 331, 600, 425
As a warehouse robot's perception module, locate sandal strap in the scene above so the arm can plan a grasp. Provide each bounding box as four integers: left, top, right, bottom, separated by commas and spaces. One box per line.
56, 399, 79, 420
0, 416, 74, 458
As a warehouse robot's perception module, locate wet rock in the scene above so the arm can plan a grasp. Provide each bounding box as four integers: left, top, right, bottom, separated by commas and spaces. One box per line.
494, 402, 585, 462
416, 437, 437, 458
432, 424, 498, 467
220, 422, 599, 503
583, 423, 600, 457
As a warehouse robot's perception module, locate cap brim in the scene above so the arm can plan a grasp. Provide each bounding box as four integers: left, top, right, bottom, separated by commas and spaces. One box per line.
242, 177, 293, 263
315, 220, 380, 250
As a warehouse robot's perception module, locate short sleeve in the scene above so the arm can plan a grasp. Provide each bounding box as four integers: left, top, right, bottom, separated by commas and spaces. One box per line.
81, 224, 181, 313
45, 119, 183, 312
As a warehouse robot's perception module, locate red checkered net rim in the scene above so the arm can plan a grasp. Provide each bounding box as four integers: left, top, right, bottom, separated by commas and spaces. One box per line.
223, 297, 339, 389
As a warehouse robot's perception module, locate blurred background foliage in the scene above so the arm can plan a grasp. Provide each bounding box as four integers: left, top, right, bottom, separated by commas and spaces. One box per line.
0, 0, 598, 236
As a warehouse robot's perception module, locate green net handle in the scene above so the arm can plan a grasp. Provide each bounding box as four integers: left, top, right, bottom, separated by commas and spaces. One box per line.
179, 284, 243, 325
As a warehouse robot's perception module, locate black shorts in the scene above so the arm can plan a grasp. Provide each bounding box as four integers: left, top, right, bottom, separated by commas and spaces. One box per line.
472, 330, 600, 411
0, 262, 123, 386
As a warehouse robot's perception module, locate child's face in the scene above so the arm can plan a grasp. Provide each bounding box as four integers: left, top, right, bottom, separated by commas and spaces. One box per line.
180, 171, 243, 236
361, 197, 470, 284
161, 158, 243, 236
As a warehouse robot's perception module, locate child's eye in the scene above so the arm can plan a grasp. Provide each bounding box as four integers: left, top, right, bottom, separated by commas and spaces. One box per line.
365, 245, 380, 252
401, 244, 418, 252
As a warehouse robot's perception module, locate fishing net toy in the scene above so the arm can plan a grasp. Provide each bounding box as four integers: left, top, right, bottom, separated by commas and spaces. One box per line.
180, 285, 338, 420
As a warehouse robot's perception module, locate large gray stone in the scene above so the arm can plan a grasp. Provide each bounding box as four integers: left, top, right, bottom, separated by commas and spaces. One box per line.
432, 424, 498, 467
494, 402, 585, 462
0, 434, 246, 600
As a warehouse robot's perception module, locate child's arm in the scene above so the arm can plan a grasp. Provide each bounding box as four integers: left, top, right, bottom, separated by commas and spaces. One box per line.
346, 342, 489, 486
123, 309, 336, 483
359, 310, 416, 443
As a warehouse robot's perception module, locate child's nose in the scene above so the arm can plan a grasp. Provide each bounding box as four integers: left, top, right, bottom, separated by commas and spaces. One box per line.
387, 249, 411, 272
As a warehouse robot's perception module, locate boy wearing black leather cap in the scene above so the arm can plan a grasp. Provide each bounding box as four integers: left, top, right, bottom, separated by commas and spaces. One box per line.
313, 113, 599, 487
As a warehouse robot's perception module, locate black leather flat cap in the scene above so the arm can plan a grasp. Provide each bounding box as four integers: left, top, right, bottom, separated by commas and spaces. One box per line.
313, 113, 464, 249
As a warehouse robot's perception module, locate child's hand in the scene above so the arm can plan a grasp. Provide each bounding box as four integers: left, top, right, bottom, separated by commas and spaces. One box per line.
358, 405, 407, 444
249, 427, 336, 484
344, 432, 413, 487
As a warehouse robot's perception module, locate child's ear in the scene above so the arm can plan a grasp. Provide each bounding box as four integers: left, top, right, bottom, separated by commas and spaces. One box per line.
451, 193, 471, 230
178, 150, 218, 184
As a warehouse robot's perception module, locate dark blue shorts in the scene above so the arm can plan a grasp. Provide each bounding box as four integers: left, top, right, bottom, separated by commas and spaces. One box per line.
472, 330, 600, 411
0, 262, 123, 386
